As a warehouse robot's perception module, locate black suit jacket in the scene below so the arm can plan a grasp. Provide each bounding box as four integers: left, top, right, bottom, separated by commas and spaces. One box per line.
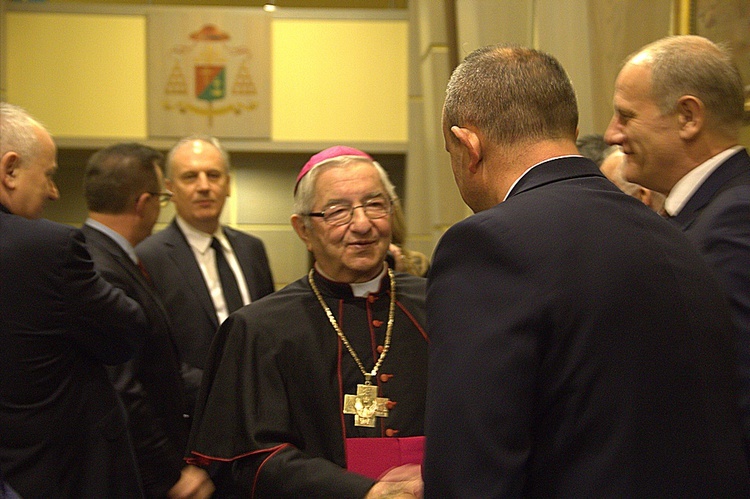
0, 205, 146, 498
424, 157, 750, 496
83, 225, 190, 498
136, 219, 274, 412
670, 148, 750, 461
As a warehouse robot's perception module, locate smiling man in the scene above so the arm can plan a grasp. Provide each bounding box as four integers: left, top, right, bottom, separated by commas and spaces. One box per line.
605, 35, 750, 464
136, 136, 274, 418
186, 146, 428, 498
423, 44, 749, 496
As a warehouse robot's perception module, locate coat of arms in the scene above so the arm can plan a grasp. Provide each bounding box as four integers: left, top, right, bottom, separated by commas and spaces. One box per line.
148, 9, 271, 138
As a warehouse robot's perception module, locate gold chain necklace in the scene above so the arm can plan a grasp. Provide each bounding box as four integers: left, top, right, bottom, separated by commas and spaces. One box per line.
308, 267, 396, 427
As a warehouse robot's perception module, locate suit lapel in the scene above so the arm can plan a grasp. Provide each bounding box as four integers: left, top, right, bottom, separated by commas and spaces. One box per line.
165, 221, 219, 328
83, 226, 146, 286
84, 226, 162, 307
672, 149, 750, 229
223, 227, 255, 299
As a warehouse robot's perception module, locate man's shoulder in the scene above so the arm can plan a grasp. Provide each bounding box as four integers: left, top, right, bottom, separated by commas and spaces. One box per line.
2, 214, 79, 248
223, 225, 265, 245
137, 221, 183, 253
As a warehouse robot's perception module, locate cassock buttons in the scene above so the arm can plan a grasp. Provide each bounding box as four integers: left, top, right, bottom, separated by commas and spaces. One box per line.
379, 373, 393, 383
385, 428, 399, 437
373, 319, 384, 328
377, 345, 384, 353
386, 400, 397, 410
367, 295, 377, 303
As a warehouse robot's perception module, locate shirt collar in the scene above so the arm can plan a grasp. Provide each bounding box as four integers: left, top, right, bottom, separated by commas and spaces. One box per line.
85, 218, 138, 264
314, 263, 388, 298
349, 265, 388, 297
664, 146, 744, 216
176, 215, 228, 254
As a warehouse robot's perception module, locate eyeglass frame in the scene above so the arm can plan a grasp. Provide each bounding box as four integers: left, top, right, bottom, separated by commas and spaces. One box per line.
303, 196, 393, 226
146, 190, 173, 207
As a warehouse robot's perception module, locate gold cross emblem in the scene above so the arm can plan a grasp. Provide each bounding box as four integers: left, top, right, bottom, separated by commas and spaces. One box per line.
343, 383, 389, 427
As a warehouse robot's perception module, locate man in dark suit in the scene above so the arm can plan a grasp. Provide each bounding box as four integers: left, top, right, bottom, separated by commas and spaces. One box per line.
423, 45, 750, 496
136, 136, 274, 413
0, 103, 147, 497
605, 35, 750, 461
81, 143, 214, 498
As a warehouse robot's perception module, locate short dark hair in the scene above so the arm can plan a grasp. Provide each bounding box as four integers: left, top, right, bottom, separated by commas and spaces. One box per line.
444, 45, 579, 145
84, 143, 164, 214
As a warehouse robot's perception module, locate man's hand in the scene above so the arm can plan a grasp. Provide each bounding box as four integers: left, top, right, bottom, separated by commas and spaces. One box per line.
167, 464, 215, 499
364, 464, 423, 499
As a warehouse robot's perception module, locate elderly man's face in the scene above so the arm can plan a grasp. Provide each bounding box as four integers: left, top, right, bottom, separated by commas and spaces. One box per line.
7, 127, 59, 219
604, 61, 682, 194
166, 140, 230, 234
294, 161, 392, 284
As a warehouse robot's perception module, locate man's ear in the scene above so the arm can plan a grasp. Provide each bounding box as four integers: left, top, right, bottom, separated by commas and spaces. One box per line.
291, 214, 313, 251
1, 152, 21, 189
676, 95, 704, 140
134, 192, 151, 216
450, 126, 483, 173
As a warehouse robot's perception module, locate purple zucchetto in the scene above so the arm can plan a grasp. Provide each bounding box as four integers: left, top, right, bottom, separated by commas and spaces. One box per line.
294, 146, 373, 194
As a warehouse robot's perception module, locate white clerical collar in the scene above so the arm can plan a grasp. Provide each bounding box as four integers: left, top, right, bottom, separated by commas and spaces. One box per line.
349, 265, 388, 297
176, 215, 229, 254
664, 146, 744, 217
504, 155, 583, 201
315, 263, 387, 297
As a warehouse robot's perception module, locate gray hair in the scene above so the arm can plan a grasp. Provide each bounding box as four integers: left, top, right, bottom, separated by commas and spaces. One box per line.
165, 135, 230, 179
293, 155, 398, 226
444, 44, 578, 145
635, 35, 744, 136
0, 102, 46, 164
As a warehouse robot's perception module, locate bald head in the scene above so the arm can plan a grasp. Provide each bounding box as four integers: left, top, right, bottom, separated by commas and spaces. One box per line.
629, 35, 744, 138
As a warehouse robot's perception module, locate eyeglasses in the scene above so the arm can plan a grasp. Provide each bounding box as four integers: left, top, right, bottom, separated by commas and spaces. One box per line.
304, 197, 392, 226
147, 191, 173, 207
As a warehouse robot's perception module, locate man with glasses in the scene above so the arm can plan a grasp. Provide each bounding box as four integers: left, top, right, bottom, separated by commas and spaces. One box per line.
136, 135, 275, 418
186, 146, 427, 498
82, 143, 214, 498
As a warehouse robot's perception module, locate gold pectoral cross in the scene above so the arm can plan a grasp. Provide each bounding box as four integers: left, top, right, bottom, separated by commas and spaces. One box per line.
343, 383, 389, 427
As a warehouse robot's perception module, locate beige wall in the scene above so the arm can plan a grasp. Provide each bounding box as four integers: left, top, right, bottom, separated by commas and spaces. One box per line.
1, 5, 408, 289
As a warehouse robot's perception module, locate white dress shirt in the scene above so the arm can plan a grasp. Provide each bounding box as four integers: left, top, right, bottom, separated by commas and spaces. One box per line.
176, 216, 251, 324
663, 146, 745, 217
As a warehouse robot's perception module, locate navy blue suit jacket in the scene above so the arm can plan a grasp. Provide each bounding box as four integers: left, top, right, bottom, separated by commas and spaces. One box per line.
424, 157, 749, 496
671, 148, 750, 461
0, 205, 147, 498
136, 219, 274, 413
83, 225, 190, 498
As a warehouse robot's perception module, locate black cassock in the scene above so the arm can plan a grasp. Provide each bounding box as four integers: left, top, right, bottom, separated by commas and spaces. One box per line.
187, 269, 428, 498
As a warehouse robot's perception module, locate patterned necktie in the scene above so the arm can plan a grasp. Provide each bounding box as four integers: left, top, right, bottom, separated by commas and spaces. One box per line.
211, 237, 243, 313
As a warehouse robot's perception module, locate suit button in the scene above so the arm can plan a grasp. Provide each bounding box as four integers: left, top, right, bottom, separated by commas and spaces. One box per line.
385, 428, 399, 437
380, 373, 393, 383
